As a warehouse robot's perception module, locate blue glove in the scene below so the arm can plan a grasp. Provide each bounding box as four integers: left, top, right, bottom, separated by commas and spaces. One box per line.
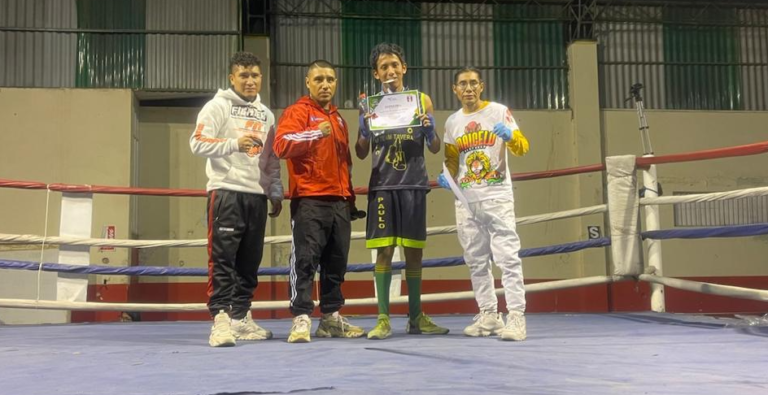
359, 114, 370, 139
437, 173, 451, 190
423, 113, 436, 143
491, 122, 512, 142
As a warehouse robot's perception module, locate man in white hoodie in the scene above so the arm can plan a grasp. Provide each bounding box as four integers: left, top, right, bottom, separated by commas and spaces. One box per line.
190, 52, 283, 347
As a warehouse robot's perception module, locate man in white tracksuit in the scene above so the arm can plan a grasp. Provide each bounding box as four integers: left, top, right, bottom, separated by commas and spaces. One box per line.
438, 67, 530, 341
190, 52, 283, 347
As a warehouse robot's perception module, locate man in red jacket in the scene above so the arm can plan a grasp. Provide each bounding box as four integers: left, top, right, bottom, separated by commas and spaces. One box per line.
274, 60, 365, 343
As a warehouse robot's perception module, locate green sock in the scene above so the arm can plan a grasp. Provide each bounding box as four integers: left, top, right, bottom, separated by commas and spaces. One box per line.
374, 264, 392, 316
405, 268, 422, 321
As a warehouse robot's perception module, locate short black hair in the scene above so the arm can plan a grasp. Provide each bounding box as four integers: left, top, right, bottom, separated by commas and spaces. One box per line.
454, 67, 483, 84
229, 51, 261, 73
369, 42, 406, 70
307, 59, 335, 75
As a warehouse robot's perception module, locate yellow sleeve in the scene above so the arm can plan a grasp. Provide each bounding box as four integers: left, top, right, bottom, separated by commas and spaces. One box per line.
444, 143, 459, 177
505, 129, 529, 157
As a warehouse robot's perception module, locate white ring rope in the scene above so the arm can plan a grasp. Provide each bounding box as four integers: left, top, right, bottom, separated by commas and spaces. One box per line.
9, 183, 768, 251
640, 186, 768, 206
0, 204, 609, 249
639, 274, 768, 303
4, 186, 764, 250
6, 273, 765, 312
0, 275, 631, 311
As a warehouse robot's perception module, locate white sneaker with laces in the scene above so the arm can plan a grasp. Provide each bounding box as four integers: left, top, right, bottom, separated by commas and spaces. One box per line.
288, 314, 312, 343
231, 311, 273, 340
500, 312, 527, 341
463, 311, 504, 337
209, 310, 236, 347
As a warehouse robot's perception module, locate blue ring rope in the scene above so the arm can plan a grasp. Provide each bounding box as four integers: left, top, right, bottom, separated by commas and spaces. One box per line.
641, 223, 768, 240
0, 237, 610, 277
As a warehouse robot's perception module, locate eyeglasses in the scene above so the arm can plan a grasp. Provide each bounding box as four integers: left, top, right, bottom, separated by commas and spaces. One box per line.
456, 80, 481, 90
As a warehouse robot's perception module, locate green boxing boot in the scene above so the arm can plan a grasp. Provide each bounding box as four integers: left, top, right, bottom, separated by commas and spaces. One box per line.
367, 314, 392, 340
406, 313, 449, 335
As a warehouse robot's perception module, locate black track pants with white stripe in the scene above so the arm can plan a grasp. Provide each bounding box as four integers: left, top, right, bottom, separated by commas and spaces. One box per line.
206, 190, 268, 319
288, 197, 351, 316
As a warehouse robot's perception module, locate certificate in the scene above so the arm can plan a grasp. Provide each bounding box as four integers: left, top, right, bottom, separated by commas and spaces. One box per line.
442, 164, 474, 217
366, 90, 422, 134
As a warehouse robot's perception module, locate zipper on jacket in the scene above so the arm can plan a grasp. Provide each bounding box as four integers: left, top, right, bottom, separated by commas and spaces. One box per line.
326, 110, 347, 199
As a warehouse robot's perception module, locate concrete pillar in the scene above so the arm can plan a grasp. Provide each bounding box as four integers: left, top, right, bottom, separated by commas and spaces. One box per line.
244, 36, 271, 107
567, 40, 608, 279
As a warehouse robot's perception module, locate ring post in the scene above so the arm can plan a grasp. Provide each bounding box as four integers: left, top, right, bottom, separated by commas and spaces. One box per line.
628, 83, 665, 312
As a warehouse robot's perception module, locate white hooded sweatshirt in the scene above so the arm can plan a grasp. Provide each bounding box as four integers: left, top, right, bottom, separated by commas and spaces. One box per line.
189, 89, 283, 200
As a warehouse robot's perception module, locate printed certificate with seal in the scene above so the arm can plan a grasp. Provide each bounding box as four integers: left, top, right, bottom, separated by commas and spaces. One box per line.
366, 90, 422, 135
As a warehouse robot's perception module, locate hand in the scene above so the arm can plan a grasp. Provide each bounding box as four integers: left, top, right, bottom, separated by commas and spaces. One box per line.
491, 122, 512, 142
268, 199, 282, 218
349, 203, 366, 221
359, 113, 371, 139
437, 173, 451, 190
238, 134, 257, 152
319, 121, 332, 137
419, 113, 436, 143
240, 134, 261, 152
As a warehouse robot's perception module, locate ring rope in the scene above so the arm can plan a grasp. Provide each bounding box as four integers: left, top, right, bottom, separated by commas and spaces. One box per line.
640, 186, 768, 206
0, 275, 631, 312
6, 181, 767, 250
639, 274, 768, 303
3, 142, 766, 196
0, 238, 612, 277
642, 223, 768, 240
0, 204, 609, 249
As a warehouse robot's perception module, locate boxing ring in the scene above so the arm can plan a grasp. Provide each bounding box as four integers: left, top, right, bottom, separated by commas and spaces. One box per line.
1, 141, 768, 395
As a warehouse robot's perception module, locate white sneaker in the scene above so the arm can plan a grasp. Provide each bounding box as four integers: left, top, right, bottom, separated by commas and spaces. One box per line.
231, 311, 273, 340
463, 311, 504, 337
209, 310, 236, 347
500, 312, 527, 341
288, 314, 311, 343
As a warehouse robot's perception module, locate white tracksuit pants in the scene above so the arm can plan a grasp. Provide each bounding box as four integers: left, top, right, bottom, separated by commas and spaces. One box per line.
455, 198, 525, 313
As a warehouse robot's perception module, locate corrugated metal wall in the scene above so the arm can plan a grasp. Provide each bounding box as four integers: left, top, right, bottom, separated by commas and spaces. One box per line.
597, 7, 666, 109
674, 195, 768, 227
341, 1, 422, 108
739, 8, 768, 111
0, 0, 238, 90
598, 5, 768, 110
0, 0, 78, 87
494, 4, 569, 110
75, 0, 146, 88
145, 0, 239, 90
663, 7, 742, 111
271, 1, 569, 111
421, 3, 495, 110
271, 0, 341, 109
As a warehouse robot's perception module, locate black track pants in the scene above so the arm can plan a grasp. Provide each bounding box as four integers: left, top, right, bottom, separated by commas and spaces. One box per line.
206, 190, 268, 319
288, 198, 351, 316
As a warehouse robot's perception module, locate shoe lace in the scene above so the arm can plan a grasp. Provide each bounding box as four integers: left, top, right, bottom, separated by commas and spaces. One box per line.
294, 316, 309, 332
506, 313, 524, 330
333, 314, 348, 336
375, 317, 389, 330
213, 315, 229, 333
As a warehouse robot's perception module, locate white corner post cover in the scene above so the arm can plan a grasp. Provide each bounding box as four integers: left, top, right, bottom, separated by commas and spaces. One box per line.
605, 155, 643, 275
57, 192, 94, 302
